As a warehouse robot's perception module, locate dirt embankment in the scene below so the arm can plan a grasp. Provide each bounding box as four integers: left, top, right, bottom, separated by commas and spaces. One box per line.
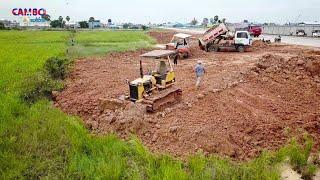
54, 31, 320, 160
148, 31, 176, 44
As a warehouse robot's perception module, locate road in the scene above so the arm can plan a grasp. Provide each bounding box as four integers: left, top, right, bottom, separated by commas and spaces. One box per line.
260, 34, 320, 48
164, 27, 320, 48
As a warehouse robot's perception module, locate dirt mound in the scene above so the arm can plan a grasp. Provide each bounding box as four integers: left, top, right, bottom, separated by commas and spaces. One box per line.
252, 40, 269, 48
253, 54, 320, 79
305, 50, 320, 56
55, 31, 320, 160
250, 40, 270, 51
148, 31, 176, 44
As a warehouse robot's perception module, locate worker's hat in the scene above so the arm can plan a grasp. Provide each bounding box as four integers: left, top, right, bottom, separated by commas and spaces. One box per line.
197, 60, 202, 64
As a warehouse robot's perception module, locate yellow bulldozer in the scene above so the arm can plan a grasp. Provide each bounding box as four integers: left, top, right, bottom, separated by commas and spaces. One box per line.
129, 50, 182, 112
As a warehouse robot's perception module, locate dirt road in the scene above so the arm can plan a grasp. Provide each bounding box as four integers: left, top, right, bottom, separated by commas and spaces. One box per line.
54, 31, 320, 160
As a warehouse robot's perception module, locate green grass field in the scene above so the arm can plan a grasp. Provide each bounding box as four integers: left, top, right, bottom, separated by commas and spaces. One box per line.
68, 31, 155, 58
0, 30, 318, 179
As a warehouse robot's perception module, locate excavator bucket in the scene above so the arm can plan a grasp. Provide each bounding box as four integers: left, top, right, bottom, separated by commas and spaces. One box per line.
143, 87, 182, 112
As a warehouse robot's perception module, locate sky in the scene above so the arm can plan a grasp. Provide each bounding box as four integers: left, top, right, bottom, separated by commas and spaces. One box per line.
1, 0, 320, 24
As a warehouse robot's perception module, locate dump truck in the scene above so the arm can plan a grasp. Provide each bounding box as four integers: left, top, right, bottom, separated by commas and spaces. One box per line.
199, 23, 252, 52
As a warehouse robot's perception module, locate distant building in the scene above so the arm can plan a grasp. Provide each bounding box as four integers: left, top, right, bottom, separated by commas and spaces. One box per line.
0, 19, 20, 28
299, 21, 320, 26
109, 24, 121, 29
88, 20, 101, 29
65, 21, 79, 29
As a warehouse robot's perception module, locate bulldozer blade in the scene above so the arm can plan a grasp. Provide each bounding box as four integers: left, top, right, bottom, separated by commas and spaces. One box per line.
144, 88, 182, 112
99, 98, 126, 111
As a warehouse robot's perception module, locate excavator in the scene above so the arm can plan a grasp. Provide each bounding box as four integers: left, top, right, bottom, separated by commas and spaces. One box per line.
128, 50, 182, 112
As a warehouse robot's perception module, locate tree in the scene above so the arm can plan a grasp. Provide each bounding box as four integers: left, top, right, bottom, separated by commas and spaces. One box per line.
89, 17, 95, 22
202, 18, 209, 27
66, 16, 70, 28
58, 16, 64, 28
123, 23, 129, 29
66, 16, 70, 23
214, 15, 219, 23
141, 25, 148, 31
0, 22, 5, 30
50, 20, 61, 28
190, 18, 198, 26
41, 14, 51, 21
79, 21, 89, 28
210, 18, 214, 24
244, 20, 249, 23
58, 16, 63, 22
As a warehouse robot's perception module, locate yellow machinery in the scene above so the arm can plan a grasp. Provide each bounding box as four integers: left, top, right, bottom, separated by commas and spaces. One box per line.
129, 50, 182, 112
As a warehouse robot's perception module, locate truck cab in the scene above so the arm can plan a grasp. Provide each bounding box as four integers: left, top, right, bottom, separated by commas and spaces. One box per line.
235, 31, 252, 46
248, 25, 262, 37
312, 30, 320, 37
296, 29, 306, 36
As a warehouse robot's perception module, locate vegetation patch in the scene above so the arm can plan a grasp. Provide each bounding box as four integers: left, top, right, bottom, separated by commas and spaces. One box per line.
44, 57, 72, 80
67, 31, 155, 58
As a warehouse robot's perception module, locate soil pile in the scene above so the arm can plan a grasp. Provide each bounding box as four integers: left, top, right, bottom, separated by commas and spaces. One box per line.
253, 54, 320, 80
55, 31, 320, 160
148, 31, 176, 44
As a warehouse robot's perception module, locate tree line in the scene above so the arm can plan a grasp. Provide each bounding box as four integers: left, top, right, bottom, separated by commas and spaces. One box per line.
191, 15, 226, 27
42, 15, 112, 28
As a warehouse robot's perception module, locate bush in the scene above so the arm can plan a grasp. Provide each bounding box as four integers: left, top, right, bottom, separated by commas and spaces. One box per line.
141, 25, 148, 31
287, 138, 313, 171
301, 164, 317, 180
20, 71, 63, 104
44, 57, 71, 80
0, 22, 5, 30
123, 23, 129, 29
277, 137, 317, 179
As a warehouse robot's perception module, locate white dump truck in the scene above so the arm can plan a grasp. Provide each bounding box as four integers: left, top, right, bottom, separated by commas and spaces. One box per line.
198, 23, 252, 52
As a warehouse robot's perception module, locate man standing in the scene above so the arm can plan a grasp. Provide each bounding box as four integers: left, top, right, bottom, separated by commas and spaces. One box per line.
173, 54, 178, 65
195, 60, 205, 89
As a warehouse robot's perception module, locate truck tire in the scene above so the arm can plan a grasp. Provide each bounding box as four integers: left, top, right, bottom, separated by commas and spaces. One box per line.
213, 46, 219, 52
237, 46, 245, 53
206, 44, 215, 52
182, 52, 189, 59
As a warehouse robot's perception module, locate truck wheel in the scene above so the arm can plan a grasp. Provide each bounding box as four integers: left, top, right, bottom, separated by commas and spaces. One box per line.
237, 46, 245, 53
207, 45, 215, 52
213, 46, 219, 52
205, 45, 210, 52
183, 52, 189, 59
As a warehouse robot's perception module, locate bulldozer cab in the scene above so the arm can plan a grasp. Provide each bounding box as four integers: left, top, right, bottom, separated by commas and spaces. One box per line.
158, 61, 167, 75
140, 50, 176, 87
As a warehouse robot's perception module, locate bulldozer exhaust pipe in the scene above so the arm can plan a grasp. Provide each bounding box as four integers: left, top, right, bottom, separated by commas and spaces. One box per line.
140, 60, 143, 78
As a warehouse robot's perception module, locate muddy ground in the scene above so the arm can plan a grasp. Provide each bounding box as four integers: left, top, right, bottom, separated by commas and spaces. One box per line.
54, 31, 320, 160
